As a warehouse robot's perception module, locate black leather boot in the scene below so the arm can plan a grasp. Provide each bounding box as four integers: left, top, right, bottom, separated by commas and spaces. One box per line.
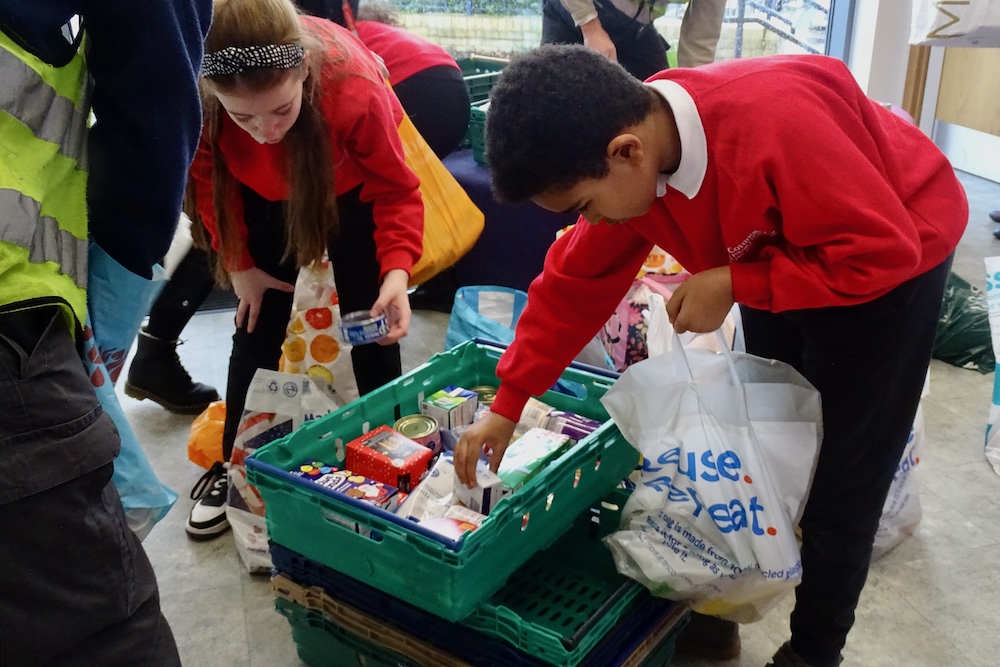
124, 328, 220, 414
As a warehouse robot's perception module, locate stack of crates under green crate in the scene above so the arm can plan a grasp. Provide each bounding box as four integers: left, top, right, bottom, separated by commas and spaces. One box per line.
458, 56, 507, 165
268, 490, 690, 667
245, 341, 690, 666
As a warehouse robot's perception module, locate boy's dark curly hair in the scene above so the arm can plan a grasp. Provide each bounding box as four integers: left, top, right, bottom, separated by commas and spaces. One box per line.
485, 45, 653, 202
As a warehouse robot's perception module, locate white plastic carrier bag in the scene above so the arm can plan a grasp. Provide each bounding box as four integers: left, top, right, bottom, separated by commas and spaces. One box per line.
910, 0, 1000, 47
601, 331, 823, 622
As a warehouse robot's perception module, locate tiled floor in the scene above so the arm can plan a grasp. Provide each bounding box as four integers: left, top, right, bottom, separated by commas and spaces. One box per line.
121, 170, 1000, 667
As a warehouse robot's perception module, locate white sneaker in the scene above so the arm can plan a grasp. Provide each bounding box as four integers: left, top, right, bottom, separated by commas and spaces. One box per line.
186, 461, 231, 540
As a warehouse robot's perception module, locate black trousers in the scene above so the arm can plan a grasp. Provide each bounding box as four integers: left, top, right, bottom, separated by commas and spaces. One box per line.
393, 65, 470, 160
221, 186, 402, 459
739, 256, 952, 667
145, 246, 215, 341
0, 308, 178, 667
541, 0, 669, 80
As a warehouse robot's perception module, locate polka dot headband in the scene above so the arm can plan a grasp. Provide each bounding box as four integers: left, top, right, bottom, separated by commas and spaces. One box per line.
201, 43, 305, 77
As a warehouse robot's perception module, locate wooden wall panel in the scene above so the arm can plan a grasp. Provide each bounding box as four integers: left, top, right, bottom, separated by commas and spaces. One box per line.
935, 47, 1000, 136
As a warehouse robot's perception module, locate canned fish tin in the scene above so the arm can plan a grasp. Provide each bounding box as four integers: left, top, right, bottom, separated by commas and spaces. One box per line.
393, 414, 441, 456
470, 385, 497, 406
339, 310, 389, 345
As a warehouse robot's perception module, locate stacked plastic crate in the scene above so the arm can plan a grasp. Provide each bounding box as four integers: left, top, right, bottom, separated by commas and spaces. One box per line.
246, 340, 690, 666
459, 57, 507, 165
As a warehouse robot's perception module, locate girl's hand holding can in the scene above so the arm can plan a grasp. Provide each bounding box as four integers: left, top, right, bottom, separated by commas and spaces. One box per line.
454, 411, 517, 488
373, 268, 411, 344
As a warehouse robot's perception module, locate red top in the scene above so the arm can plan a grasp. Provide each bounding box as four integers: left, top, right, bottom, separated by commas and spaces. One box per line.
355, 20, 459, 85
490, 54, 968, 422
190, 16, 423, 277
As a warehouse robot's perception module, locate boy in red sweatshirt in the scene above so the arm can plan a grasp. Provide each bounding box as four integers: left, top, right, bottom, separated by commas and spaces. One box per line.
455, 45, 967, 667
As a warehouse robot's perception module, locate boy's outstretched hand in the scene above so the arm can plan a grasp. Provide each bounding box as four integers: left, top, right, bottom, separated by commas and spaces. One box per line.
454, 411, 517, 488
666, 266, 734, 334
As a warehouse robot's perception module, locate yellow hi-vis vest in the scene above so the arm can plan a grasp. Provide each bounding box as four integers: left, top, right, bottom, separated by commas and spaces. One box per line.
0, 27, 90, 329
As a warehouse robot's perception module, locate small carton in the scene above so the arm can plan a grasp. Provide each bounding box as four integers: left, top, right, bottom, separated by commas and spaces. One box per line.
497, 427, 573, 492
453, 459, 509, 515
346, 425, 433, 492
420, 385, 478, 430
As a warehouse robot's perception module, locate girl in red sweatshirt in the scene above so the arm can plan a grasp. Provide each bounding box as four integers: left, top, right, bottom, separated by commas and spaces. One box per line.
185, 0, 423, 539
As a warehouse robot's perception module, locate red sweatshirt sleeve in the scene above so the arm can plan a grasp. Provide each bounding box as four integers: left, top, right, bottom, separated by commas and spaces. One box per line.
189, 133, 254, 272
724, 62, 931, 312
491, 221, 652, 422
326, 75, 424, 278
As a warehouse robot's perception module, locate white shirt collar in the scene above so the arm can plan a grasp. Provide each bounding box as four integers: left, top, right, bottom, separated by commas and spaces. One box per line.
644, 79, 707, 200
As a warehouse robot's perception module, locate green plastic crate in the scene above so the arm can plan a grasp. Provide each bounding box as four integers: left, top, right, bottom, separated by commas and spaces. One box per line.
246, 340, 638, 623
458, 57, 507, 104
468, 104, 487, 165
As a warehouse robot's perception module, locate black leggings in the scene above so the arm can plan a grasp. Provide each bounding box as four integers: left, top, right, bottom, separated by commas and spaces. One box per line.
221, 186, 402, 459
739, 256, 952, 667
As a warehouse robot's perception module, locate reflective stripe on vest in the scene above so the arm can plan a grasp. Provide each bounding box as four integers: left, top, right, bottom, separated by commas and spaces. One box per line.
0, 43, 89, 164
0, 189, 87, 289
0, 29, 89, 314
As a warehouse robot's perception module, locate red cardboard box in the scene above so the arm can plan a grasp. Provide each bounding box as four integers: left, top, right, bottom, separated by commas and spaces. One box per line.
346, 425, 433, 492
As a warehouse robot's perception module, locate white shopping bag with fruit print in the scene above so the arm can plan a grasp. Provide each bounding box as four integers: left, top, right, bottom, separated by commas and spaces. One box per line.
602, 332, 822, 622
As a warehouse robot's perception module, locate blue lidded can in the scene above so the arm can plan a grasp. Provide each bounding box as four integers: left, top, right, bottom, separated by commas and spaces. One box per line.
339, 310, 389, 345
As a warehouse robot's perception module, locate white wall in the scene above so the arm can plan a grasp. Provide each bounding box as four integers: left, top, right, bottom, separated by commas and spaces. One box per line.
846, 0, 914, 105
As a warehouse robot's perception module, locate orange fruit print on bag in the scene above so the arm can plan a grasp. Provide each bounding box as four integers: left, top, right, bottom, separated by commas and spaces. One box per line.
304, 307, 333, 330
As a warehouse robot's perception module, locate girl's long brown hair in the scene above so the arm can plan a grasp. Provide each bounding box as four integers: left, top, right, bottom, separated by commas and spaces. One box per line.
201, 0, 344, 282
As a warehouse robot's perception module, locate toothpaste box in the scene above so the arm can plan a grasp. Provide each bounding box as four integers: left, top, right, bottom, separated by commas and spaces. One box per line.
497, 427, 573, 492
346, 425, 433, 493
420, 385, 479, 430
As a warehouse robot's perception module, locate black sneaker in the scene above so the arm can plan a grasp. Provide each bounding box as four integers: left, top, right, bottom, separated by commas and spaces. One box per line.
766, 642, 843, 667
186, 461, 231, 540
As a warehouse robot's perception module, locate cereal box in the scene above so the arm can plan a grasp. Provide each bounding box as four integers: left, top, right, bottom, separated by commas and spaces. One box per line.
291, 463, 399, 512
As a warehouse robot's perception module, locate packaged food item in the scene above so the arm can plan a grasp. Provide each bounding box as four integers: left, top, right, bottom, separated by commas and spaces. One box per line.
396, 453, 456, 521
469, 385, 497, 406
393, 414, 442, 456
418, 505, 486, 541
291, 462, 399, 512
497, 427, 573, 492
453, 459, 509, 515
420, 385, 479, 430
345, 425, 434, 492
338, 310, 388, 345
542, 410, 602, 440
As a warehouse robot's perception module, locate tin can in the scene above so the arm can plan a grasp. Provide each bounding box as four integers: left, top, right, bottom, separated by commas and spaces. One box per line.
393, 414, 441, 455
339, 310, 389, 345
470, 385, 498, 406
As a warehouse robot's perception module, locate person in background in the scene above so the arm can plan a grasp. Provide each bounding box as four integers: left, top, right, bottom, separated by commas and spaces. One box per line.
354, 0, 470, 311
354, 1, 470, 159
676, 0, 728, 68
185, 0, 423, 540
541, 0, 671, 79
541, 0, 725, 77
0, 1, 210, 664
123, 0, 470, 414
456, 46, 967, 667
